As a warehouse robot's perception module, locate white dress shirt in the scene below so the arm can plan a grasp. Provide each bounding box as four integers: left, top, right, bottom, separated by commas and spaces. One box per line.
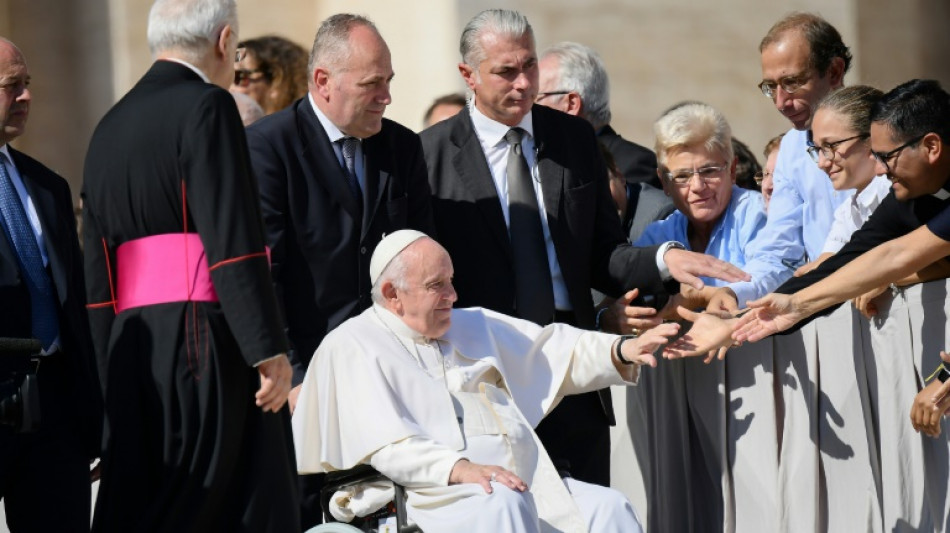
469, 103, 571, 310
821, 175, 892, 254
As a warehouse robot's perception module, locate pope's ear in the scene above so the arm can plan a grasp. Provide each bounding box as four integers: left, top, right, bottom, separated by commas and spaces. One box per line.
381, 280, 398, 301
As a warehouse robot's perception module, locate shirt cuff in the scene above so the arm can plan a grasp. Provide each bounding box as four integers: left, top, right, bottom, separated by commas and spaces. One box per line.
655, 241, 685, 281
252, 353, 285, 368
727, 282, 756, 309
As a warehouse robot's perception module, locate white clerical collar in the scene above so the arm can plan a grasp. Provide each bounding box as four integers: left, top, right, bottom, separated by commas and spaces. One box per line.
308, 93, 352, 144
933, 187, 950, 200
372, 304, 431, 344
162, 58, 210, 83
469, 99, 534, 148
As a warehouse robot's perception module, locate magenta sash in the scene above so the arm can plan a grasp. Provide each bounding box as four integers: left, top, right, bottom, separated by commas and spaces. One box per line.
115, 233, 218, 313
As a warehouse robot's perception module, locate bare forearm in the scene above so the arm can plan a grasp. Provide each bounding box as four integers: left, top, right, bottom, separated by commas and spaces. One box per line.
795, 227, 950, 313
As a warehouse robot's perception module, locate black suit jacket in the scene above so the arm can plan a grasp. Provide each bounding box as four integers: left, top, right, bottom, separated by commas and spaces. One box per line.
0, 147, 100, 456
598, 124, 661, 189
421, 105, 665, 330
248, 99, 435, 383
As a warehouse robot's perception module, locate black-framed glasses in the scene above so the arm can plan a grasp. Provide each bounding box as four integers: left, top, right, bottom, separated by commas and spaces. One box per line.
757, 70, 812, 100
871, 134, 926, 174
806, 133, 869, 163
234, 69, 268, 87
753, 170, 772, 186
235, 47, 247, 63
663, 164, 728, 187
535, 91, 570, 102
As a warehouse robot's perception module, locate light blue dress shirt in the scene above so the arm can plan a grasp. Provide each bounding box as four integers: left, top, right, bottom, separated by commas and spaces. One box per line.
634, 186, 767, 291
723, 128, 851, 306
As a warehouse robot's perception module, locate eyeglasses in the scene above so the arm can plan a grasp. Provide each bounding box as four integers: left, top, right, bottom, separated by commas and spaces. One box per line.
806, 133, 869, 163
235, 47, 247, 63
757, 70, 812, 100
233, 69, 268, 87
663, 164, 728, 186
753, 170, 772, 186
535, 91, 570, 102
871, 134, 925, 174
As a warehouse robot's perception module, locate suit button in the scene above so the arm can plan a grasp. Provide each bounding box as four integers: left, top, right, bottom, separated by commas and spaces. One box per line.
360, 246, 367, 254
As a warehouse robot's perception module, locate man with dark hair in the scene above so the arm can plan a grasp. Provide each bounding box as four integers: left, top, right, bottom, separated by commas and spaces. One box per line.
421, 8, 747, 488
707, 12, 852, 312
692, 79, 950, 531
0, 37, 100, 533
246, 12, 435, 528
423, 92, 466, 128
82, 0, 298, 529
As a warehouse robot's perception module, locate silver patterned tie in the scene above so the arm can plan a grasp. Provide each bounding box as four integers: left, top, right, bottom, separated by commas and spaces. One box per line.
505, 128, 554, 325
340, 137, 363, 205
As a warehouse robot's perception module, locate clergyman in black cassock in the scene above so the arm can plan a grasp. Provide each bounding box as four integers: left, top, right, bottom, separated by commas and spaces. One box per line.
81, 1, 298, 531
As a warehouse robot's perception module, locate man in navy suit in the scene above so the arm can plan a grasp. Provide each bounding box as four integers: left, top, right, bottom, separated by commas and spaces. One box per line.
246, 14, 434, 528
0, 37, 100, 532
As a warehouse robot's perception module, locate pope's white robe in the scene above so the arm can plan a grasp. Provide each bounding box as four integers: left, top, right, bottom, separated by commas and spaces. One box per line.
293, 305, 642, 532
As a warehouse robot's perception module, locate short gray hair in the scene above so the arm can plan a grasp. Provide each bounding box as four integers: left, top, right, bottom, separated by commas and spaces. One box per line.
460, 9, 533, 67
370, 245, 411, 304
147, 0, 237, 61
308, 13, 380, 78
540, 42, 611, 128
654, 102, 733, 170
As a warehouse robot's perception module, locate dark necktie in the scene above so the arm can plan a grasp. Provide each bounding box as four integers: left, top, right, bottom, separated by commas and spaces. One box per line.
340, 137, 364, 210
505, 128, 554, 325
0, 152, 59, 350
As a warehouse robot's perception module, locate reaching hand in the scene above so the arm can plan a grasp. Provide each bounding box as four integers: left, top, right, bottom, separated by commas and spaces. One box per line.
852, 284, 889, 319
664, 248, 749, 290
910, 371, 950, 438
448, 459, 527, 494
603, 289, 662, 335
256, 354, 293, 413
706, 287, 740, 315
731, 293, 807, 343
617, 322, 681, 367
664, 307, 737, 363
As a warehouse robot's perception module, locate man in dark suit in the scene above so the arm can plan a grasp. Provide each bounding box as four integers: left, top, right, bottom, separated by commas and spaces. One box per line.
538, 41, 661, 189
82, 0, 297, 530
421, 9, 747, 487
246, 14, 434, 528
0, 38, 100, 532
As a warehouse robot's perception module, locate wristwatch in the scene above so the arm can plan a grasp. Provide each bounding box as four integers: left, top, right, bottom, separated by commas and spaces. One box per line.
614, 335, 639, 365
657, 241, 686, 281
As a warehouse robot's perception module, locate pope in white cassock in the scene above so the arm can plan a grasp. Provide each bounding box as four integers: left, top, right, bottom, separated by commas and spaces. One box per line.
292, 230, 682, 532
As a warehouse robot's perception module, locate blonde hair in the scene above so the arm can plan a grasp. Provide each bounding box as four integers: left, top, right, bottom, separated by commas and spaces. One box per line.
654, 102, 733, 169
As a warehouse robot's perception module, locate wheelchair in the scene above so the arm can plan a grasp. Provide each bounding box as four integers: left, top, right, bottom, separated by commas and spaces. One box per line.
306, 465, 422, 533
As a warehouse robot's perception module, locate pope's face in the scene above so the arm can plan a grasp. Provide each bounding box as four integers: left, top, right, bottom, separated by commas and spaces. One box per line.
394, 239, 457, 338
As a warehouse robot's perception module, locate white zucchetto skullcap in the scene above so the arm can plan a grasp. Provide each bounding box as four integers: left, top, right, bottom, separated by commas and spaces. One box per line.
369, 230, 430, 285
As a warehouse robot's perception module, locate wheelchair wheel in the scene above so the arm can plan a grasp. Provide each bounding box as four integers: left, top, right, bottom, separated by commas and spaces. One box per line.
305, 523, 364, 533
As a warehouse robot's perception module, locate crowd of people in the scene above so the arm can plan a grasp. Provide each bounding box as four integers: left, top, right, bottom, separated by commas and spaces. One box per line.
1, 0, 949, 531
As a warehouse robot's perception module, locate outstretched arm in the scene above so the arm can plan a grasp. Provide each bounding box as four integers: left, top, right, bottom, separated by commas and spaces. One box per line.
735, 225, 950, 342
